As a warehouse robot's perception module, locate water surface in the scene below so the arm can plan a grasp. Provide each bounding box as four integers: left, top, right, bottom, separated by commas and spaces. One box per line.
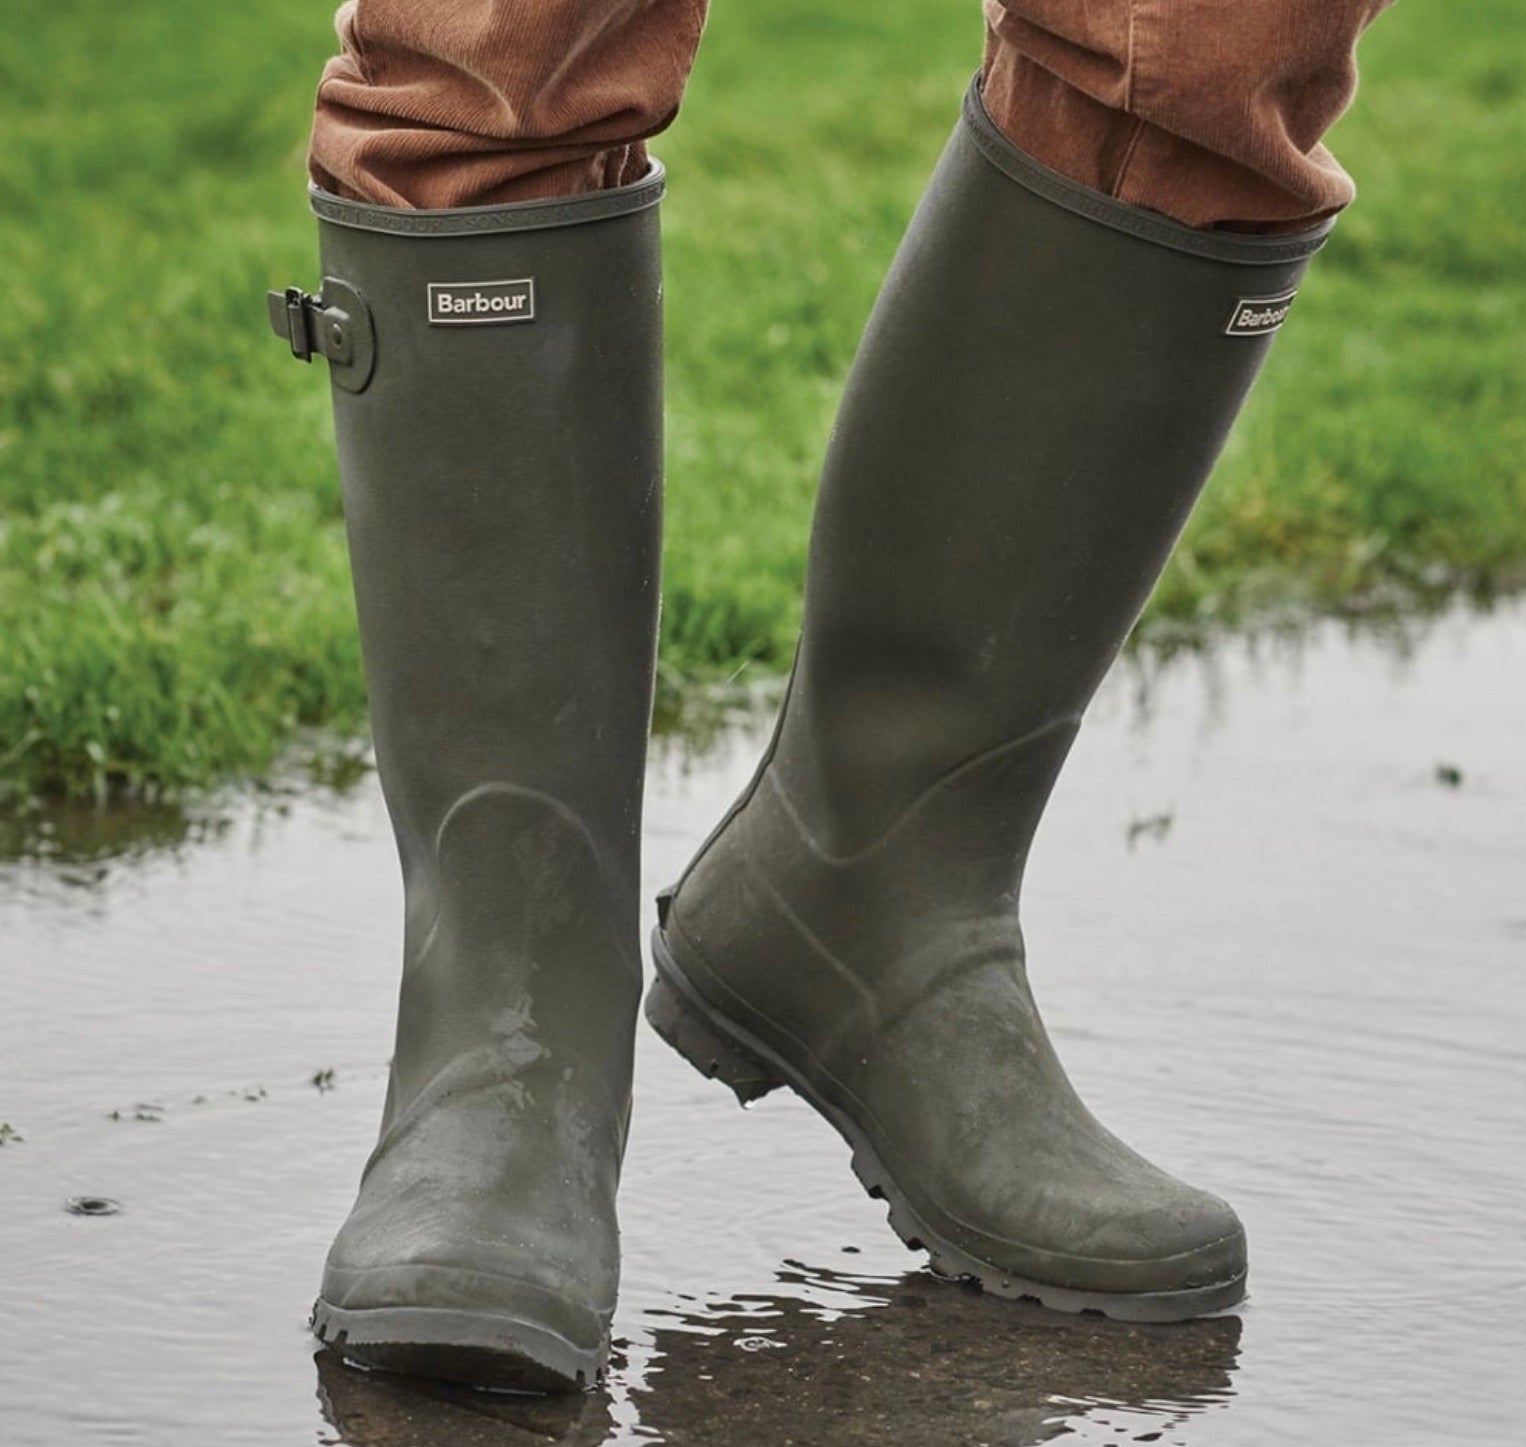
2, 605, 1522, 1445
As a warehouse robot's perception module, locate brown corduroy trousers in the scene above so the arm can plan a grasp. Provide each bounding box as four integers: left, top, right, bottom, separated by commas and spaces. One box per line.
309, 0, 1390, 231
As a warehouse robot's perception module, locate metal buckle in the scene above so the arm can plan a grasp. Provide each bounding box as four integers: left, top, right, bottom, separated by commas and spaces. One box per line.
283, 286, 315, 363
267, 278, 374, 391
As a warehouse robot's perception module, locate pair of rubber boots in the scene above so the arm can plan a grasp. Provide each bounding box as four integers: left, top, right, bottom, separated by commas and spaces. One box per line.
270, 80, 1330, 1391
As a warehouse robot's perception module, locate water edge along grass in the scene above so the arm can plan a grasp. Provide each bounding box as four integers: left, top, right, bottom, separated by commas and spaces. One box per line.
1, 0, 1521, 802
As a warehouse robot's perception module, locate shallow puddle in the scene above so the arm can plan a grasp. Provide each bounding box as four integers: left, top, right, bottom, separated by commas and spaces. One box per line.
2, 604, 1522, 1446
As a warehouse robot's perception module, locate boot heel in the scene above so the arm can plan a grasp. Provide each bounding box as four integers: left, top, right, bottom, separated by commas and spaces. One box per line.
645, 944, 782, 1107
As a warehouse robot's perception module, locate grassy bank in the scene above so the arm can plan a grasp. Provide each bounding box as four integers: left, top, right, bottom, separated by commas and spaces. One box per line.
1, 0, 1522, 803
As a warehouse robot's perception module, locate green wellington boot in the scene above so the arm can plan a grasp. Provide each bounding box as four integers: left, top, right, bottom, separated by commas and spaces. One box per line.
648, 80, 1333, 1322
269, 167, 665, 1389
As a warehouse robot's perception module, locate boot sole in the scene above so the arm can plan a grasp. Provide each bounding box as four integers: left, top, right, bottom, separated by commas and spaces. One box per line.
311, 1298, 602, 1393
646, 925, 1246, 1324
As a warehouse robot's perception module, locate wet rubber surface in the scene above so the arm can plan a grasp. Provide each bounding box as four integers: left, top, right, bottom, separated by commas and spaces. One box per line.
1, 603, 1522, 1446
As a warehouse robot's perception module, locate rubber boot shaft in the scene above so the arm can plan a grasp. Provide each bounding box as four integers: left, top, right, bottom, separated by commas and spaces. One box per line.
655, 81, 1330, 1319
284, 170, 664, 1388
776, 84, 1328, 853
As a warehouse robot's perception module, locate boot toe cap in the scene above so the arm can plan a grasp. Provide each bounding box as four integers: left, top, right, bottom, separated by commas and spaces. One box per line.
1002, 1179, 1247, 1297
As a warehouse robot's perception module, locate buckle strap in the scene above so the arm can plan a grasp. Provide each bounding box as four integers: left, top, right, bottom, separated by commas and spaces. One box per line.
264, 278, 375, 393
266, 286, 353, 364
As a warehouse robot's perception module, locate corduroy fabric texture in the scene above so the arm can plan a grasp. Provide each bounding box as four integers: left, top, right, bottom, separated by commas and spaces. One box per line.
309, 0, 1390, 229
979, 0, 1392, 229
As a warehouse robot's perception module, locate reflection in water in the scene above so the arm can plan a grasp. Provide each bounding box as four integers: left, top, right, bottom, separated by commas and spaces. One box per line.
315, 1347, 614, 1446
316, 1262, 1239, 1446
0, 740, 373, 868
633, 1263, 1240, 1447
0, 793, 209, 868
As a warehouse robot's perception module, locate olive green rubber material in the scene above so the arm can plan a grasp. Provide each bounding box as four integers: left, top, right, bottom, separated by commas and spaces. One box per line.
654, 81, 1329, 1319
292, 165, 664, 1391
647, 926, 1247, 1323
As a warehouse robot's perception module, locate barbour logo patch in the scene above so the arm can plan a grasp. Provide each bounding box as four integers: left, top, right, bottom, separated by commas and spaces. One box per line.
428, 279, 535, 326
1225, 289, 1298, 337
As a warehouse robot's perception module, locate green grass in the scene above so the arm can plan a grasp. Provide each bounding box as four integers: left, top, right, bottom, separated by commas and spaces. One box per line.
1, 0, 1522, 803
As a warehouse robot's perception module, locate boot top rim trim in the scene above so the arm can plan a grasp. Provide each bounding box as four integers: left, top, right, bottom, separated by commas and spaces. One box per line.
308, 161, 665, 237
961, 75, 1335, 267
